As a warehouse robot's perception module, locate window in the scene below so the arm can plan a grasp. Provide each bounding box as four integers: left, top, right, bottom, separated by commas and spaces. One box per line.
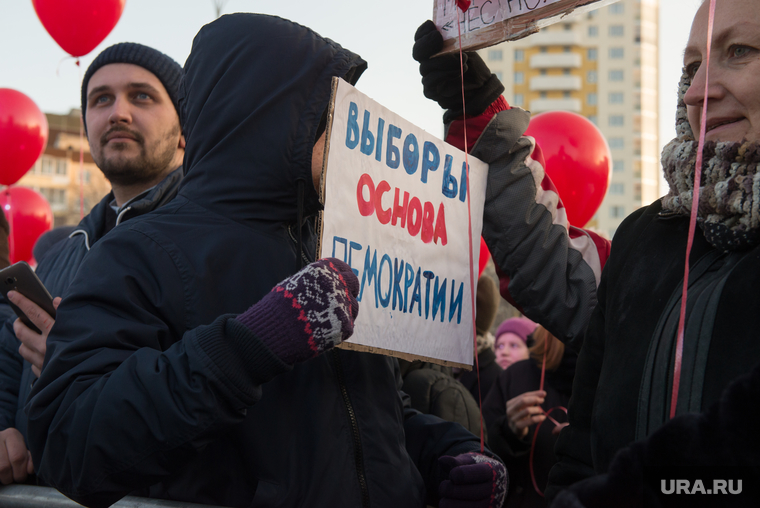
540, 46, 548, 53
514, 94, 524, 107
514, 71, 524, 84
587, 48, 598, 61
40, 188, 66, 206
55, 159, 67, 175
609, 137, 625, 149
587, 93, 598, 105
609, 47, 624, 59
609, 115, 624, 126
563, 46, 571, 53
540, 69, 547, 75
540, 91, 547, 99
488, 49, 503, 61
609, 3, 624, 14
609, 183, 625, 195
40, 158, 54, 175
613, 160, 625, 172
563, 23, 572, 31
563, 68, 571, 75
564, 91, 571, 98
588, 26, 598, 37
514, 49, 524, 62
609, 25, 624, 37
609, 70, 624, 81
83, 170, 91, 184
609, 92, 624, 104
610, 206, 626, 218
587, 115, 598, 125
587, 70, 598, 83
495, 71, 503, 81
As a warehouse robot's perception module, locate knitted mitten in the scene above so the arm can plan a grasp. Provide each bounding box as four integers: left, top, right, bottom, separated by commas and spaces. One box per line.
235, 258, 360, 365
438, 452, 508, 508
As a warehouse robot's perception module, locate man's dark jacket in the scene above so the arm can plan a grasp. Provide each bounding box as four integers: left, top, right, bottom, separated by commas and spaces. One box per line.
25, 14, 487, 508
0, 167, 182, 439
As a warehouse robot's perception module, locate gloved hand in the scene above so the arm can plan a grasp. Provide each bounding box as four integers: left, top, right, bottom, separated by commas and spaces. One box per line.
438, 452, 508, 508
413, 20, 505, 124
235, 258, 359, 365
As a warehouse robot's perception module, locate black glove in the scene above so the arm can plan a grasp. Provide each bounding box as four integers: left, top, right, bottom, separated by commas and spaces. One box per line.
413, 20, 505, 123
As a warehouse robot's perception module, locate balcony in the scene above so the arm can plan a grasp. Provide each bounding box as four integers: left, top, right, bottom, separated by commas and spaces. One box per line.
530, 53, 582, 69
529, 98, 582, 113
530, 75, 582, 92
527, 31, 581, 46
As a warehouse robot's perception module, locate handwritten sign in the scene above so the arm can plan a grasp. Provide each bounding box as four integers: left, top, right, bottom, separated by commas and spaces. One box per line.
433, 0, 620, 54
318, 78, 488, 368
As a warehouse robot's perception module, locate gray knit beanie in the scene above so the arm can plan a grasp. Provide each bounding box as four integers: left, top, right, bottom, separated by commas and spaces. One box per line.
81, 42, 182, 134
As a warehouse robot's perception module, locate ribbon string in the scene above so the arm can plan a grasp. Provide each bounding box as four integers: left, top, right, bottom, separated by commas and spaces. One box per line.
455, 4, 483, 454
670, 0, 716, 420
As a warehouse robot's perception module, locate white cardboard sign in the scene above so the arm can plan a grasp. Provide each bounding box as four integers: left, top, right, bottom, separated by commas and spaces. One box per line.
319, 78, 488, 368
433, 0, 620, 54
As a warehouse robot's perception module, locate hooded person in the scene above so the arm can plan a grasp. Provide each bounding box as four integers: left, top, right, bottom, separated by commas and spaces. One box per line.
25, 14, 506, 508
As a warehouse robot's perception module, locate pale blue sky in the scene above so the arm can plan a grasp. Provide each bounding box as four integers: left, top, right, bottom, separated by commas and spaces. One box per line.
1, 0, 702, 161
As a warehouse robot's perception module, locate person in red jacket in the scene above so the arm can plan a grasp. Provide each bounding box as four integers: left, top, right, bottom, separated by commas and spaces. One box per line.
413, 21, 610, 354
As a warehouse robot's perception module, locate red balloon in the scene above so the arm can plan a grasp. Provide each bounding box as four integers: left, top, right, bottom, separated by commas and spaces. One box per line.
0, 187, 53, 265
32, 0, 126, 57
524, 111, 611, 228
478, 237, 490, 277
0, 89, 49, 186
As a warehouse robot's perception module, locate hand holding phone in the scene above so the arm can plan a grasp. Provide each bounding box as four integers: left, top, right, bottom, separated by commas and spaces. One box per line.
0, 261, 56, 333
0, 262, 60, 377
8, 291, 61, 377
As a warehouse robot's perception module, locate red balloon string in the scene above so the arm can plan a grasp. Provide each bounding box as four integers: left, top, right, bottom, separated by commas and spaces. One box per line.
670, 0, 716, 421
4, 189, 14, 263
78, 58, 85, 220
55, 54, 80, 78
529, 334, 568, 496
455, 5, 484, 454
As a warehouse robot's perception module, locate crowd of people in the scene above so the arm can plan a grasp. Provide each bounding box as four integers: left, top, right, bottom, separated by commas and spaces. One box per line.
0, 0, 757, 507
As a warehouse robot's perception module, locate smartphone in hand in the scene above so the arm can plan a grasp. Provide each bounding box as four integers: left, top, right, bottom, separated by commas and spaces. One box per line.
0, 261, 56, 334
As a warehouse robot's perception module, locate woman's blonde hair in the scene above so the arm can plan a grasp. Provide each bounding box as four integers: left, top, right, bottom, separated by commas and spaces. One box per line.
528, 326, 565, 371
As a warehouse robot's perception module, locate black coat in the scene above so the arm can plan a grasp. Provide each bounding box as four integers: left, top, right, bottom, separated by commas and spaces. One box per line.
548, 199, 760, 501
0, 168, 182, 440
483, 352, 575, 508
26, 14, 486, 508
458, 347, 503, 406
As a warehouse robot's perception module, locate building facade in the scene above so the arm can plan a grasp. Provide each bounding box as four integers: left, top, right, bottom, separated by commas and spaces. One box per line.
481, 0, 659, 238
17, 110, 111, 226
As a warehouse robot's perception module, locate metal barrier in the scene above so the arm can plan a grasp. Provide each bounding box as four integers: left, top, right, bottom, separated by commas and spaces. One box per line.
0, 485, 223, 508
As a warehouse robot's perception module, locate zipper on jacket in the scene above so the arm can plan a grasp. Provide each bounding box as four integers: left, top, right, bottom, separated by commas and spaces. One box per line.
330, 350, 370, 508
287, 223, 312, 266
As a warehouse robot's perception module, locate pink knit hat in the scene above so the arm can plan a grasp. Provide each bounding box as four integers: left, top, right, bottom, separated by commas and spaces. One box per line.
494, 317, 537, 345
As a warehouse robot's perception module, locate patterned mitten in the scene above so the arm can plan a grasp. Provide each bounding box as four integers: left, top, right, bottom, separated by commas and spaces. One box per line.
235, 258, 359, 365
438, 452, 508, 508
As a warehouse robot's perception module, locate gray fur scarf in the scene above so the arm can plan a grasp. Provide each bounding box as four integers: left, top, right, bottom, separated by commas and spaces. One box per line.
661, 71, 760, 251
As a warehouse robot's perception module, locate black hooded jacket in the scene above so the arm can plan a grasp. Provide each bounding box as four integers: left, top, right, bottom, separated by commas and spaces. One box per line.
0, 167, 182, 441
26, 14, 485, 508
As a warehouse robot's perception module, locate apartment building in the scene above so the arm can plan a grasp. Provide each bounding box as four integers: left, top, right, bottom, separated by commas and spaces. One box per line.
17, 110, 111, 226
481, 0, 659, 238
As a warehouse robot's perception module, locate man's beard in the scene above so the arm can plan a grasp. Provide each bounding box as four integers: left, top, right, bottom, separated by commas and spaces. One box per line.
93, 125, 179, 187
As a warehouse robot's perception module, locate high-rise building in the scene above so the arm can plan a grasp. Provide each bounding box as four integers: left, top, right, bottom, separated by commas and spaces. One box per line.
481, 0, 659, 238
17, 110, 111, 226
